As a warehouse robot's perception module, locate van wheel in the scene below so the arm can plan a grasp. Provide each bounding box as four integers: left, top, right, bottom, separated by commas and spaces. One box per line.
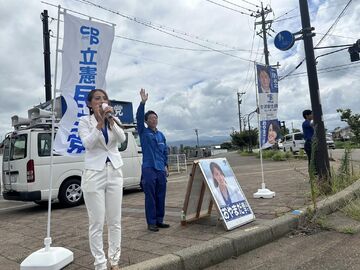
58, 178, 84, 207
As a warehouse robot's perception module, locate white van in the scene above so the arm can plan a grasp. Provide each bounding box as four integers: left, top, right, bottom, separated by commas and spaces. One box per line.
281, 132, 305, 154
1, 123, 142, 207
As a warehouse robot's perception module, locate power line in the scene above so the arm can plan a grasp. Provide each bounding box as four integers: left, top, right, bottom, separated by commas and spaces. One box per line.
273, 0, 350, 23
48, 31, 247, 79
243, 29, 257, 93
315, 0, 353, 47
112, 50, 215, 75
48, 26, 262, 55
115, 34, 262, 54
278, 0, 353, 81
69, 0, 253, 51
238, 0, 261, 8
203, 0, 253, 16
273, 7, 298, 21
272, 15, 298, 23
281, 62, 360, 79
70, 0, 255, 63
316, 32, 355, 40
218, 0, 256, 13
47, 12, 249, 52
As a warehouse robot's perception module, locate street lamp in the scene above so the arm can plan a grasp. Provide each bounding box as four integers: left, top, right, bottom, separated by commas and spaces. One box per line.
247, 108, 258, 152
194, 129, 199, 148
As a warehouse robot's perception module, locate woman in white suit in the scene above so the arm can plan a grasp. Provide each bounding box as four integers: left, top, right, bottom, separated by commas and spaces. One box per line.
79, 89, 126, 270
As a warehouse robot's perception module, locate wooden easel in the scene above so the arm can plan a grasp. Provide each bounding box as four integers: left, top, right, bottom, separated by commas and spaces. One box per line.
181, 158, 256, 230
181, 161, 214, 224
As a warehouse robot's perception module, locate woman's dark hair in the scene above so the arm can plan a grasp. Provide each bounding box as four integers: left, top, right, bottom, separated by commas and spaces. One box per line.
86, 89, 110, 114
210, 162, 225, 187
265, 120, 281, 142
86, 89, 111, 129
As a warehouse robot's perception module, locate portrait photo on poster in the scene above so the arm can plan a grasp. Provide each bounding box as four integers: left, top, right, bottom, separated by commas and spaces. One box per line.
260, 119, 281, 149
256, 64, 278, 94
198, 158, 255, 229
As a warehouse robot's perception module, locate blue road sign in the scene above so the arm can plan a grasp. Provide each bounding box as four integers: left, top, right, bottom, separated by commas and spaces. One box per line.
274, 30, 295, 51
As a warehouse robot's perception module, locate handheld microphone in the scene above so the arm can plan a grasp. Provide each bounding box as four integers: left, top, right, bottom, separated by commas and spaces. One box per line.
102, 103, 115, 119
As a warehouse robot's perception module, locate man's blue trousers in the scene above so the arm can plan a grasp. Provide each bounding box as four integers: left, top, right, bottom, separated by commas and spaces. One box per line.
141, 167, 167, 225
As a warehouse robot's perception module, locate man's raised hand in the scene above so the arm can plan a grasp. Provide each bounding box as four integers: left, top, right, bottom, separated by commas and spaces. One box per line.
140, 88, 148, 103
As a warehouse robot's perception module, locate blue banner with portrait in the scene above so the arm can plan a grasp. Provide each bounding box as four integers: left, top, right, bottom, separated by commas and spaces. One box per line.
256, 64, 279, 149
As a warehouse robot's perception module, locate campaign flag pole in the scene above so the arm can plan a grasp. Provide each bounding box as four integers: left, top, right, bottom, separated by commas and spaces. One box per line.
21, 6, 74, 269
253, 63, 275, 199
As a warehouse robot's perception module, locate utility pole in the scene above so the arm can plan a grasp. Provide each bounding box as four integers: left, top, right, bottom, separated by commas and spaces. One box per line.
299, 0, 330, 189
41, 10, 52, 102
254, 3, 273, 65
237, 91, 246, 132
194, 129, 199, 148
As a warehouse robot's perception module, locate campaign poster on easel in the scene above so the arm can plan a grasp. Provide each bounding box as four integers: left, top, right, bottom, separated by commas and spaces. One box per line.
198, 158, 255, 230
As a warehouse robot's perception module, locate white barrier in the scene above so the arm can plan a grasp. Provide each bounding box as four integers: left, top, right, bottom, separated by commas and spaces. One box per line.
168, 154, 187, 173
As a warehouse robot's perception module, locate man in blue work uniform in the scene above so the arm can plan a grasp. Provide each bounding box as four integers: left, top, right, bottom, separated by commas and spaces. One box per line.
302, 109, 314, 167
136, 88, 170, 232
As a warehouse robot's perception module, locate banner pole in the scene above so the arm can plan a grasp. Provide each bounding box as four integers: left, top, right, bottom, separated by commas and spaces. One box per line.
20, 6, 74, 269
253, 63, 275, 199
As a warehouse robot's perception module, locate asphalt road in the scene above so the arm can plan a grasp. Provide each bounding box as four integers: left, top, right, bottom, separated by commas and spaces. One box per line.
206, 228, 360, 270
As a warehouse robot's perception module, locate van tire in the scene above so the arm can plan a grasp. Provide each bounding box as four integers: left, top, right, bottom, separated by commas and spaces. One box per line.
58, 178, 84, 207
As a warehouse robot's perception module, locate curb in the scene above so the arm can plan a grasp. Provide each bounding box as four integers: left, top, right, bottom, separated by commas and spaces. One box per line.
123, 180, 360, 270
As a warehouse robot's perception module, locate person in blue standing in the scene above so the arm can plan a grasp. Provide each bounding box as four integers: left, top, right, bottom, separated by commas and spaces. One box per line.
136, 88, 170, 232
302, 109, 314, 167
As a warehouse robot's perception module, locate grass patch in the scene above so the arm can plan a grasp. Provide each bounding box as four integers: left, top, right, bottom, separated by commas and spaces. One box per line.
340, 227, 357, 234
256, 150, 293, 161
272, 152, 287, 161
238, 151, 257, 156
294, 149, 307, 160
284, 151, 293, 159
341, 199, 360, 222
330, 147, 360, 194
334, 141, 360, 149
315, 215, 328, 229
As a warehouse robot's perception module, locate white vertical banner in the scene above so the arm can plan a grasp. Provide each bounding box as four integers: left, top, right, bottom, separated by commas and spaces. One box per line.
54, 13, 114, 155
256, 64, 280, 149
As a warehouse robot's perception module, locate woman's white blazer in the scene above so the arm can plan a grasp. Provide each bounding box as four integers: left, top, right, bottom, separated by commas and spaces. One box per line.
79, 114, 126, 171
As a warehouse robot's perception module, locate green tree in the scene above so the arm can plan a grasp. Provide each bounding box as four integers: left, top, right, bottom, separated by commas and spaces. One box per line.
230, 129, 258, 151
337, 109, 360, 143
220, 142, 232, 149
280, 127, 290, 136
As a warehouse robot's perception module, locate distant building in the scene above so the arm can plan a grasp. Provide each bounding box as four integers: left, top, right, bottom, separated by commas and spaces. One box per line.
210, 145, 228, 156
333, 126, 353, 141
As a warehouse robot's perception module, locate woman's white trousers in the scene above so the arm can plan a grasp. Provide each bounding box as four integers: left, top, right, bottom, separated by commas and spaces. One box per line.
82, 163, 123, 270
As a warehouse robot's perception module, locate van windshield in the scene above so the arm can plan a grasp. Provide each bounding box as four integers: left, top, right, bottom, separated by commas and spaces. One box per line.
294, 133, 304, 140
3, 134, 27, 161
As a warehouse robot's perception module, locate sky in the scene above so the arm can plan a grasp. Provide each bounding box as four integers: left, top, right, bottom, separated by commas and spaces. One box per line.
0, 0, 359, 143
